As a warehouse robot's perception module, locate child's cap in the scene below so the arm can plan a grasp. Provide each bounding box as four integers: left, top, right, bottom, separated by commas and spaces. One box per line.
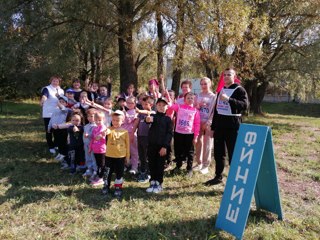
59, 95, 68, 102
112, 110, 124, 117
66, 88, 75, 94
156, 97, 169, 105
148, 79, 159, 86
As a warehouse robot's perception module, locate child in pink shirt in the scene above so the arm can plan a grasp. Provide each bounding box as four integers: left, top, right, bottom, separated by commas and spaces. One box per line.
89, 111, 107, 187
168, 92, 200, 177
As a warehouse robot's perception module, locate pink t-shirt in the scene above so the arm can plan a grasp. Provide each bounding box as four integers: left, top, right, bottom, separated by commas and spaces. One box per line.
89, 125, 107, 154
122, 109, 137, 133
168, 103, 200, 137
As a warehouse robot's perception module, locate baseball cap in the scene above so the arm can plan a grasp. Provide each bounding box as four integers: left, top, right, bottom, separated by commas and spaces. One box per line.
58, 95, 68, 102
66, 88, 75, 93
112, 110, 125, 117
156, 97, 169, 105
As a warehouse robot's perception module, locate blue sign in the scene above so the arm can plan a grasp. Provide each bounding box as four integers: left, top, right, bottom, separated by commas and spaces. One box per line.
215, 124, 283, 240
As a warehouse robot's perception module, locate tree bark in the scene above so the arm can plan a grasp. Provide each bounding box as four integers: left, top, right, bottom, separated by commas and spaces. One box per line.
156, 10, 164, 91
118, 0, 138, 93
244, 79, 268, 114
171, 1, 185, 94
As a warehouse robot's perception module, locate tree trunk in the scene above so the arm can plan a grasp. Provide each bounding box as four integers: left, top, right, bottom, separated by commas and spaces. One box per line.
118, 1, 138, 93
171, 1, 185, 95
244, 79, 268, 114
156, 10, 165, 91
90, 51, 96, 82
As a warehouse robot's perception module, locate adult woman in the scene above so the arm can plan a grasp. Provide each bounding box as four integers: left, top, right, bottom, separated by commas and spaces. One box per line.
40, 76, 64, 154
194, 77, 216, 174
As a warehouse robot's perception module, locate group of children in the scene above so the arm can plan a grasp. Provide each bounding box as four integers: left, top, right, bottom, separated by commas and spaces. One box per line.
42, 76, 216, 197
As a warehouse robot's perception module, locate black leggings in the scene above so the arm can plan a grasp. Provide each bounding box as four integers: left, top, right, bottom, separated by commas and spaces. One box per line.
94, 153, 106, 178
43, 118, 55, 149
104, 157, 125, 188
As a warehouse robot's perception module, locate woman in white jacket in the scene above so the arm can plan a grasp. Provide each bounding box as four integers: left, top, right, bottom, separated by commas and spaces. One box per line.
40, 76, 64, 154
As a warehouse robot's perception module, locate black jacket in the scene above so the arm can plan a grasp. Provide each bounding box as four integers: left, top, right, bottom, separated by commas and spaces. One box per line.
212, 83, 248, 130
147, 112, 173, 148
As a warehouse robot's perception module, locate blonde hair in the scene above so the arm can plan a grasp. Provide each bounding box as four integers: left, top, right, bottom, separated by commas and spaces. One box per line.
94, 111, 105, 121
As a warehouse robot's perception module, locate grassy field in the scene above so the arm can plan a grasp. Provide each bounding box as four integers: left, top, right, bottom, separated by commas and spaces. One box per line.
0, 101, 319, 240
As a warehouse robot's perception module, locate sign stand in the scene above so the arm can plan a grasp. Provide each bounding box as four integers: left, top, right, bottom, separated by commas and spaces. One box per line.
215, 124, 283, 240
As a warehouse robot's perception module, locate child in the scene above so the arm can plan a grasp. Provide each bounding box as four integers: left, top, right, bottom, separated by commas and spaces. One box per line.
84, 79, 99, 102
119, 82, 137, 100
70, 78, 82, 102
145, 97, 173, 193
89, 111, 107, 187
85, 97, 113, 127
122, 96, 139, 174
67, 113, 85, 174
48, 95, 72, 161
115, 96, 127, 111
65, 88, 78, 108
132, 96, 155, 182
82, 108, 97, 178
194, 77, 216, 174
73, 91, 91, 124
96, 84, 111, 105
168, 92, 200, 177
102, 110, 130, 197
176, 80, 192, 105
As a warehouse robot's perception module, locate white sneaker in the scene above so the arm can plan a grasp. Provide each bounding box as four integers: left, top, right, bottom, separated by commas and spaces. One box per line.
55, 153, 61, 160
55, 154, 65, 161
49, 148, 56, 154
146, 181, 156, 193
200, 167, 209, 175
129, 169, 137, 175
153, 181, 162, 194
193, 164, 203, 171
60, 162, 69, 170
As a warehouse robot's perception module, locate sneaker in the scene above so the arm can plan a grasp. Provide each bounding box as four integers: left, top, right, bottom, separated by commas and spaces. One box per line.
193, 164, 203, 171
114, 187, 123, 197
146, 180, 156, 193
204, 176, 223, 186
129, 169, 137, 175
200, 167, 209, 175
101, 186, 109, 195
55, 154, 65, 161
186, 170, 193, 178
89, 172, 97, 182
153, 181, 163, 194
137, 172, 149, 183
91, 178, 104, 187
49, 148, 56, 154
60, 162, 69, 170
82, 169, 92, 178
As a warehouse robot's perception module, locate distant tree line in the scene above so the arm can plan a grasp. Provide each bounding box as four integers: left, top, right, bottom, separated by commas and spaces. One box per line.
0, 0, 319, 113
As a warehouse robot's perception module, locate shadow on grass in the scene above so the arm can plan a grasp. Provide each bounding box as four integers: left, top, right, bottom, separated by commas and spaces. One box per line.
262, 102, 320, 118
92, 216, 224, 240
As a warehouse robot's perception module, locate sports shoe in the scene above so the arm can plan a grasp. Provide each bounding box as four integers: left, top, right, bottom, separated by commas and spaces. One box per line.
129, 169, 137, 175
91, 178, 104, 187
146, 180, 156, 193
200, 167, 209, 175
55, 154, 65, 161
204, 176, 223, 186
49, 148, 56, 154
114, 187, 123, 197
101, 186, 109, 195
186, 170, 193, 178
193, 164, 203, 171
60, 162, 69, 170
152, 181, 163, 194
137, 172, 149, 183
82, 169, 92, 178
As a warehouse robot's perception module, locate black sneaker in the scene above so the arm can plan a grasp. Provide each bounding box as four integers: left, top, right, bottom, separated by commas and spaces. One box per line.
204, 176, 223, 186
101, 186, 109, 195
137, 172, 149, 183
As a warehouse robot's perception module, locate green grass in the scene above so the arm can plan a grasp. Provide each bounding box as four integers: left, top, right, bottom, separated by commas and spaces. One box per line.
0, 101, 319, 239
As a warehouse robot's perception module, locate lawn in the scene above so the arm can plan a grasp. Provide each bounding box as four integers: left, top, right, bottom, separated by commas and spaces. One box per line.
0, 101, 319, 240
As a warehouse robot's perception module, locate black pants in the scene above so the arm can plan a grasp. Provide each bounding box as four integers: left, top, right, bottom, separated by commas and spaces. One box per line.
53, 129, 68, 156
104, 157, 125, 188
213, 127, 238, 177
148, 144, 166, 184
68, 145, 84, 171
138, 136, 149, 173
94, 153, 105, 178
43, 118, 55, 149
174, 132, 194, 171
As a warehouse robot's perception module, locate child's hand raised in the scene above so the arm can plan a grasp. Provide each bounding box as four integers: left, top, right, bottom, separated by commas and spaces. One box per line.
159, 147, 167, 157
73, 125, 79, 132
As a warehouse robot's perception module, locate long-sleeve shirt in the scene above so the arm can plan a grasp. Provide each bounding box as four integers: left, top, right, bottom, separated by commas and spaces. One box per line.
147, 112, 173, 148
105, 127, 130, 159
67, 125, 84, 148
48, 106, 72, 131
89, 125, 107, 154
83, 122, 97, 144
168, 103, 201, 137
